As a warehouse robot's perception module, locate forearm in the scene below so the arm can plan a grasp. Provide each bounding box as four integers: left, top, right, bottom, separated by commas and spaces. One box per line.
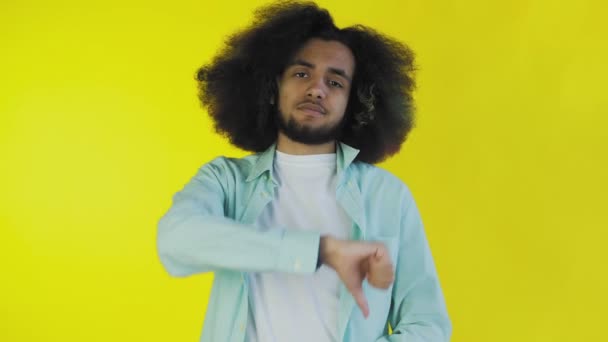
156, 161, 321, 277
157, 211, 320, 277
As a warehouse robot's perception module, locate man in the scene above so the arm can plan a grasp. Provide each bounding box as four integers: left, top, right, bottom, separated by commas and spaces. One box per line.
157, 2, 451, 341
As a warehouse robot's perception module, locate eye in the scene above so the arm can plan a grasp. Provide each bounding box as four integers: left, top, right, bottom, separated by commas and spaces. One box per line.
329, 80, 344, 88
294, 72, 308, 78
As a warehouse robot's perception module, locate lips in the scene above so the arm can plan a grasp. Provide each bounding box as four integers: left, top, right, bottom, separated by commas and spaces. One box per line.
297, 102, 326, 115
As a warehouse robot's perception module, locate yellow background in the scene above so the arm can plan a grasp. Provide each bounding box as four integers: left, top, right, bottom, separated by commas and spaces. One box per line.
1, 0, 607, 341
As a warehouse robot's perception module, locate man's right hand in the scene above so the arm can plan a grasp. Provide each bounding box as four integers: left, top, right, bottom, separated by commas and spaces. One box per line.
319, 236, 394, 318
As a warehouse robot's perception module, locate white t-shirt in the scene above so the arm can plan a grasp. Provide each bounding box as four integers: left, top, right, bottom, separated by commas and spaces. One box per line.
245, 150, 352, 342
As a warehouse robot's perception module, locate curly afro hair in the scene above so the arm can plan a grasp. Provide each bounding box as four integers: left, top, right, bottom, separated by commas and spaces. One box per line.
196, 1, 416, 164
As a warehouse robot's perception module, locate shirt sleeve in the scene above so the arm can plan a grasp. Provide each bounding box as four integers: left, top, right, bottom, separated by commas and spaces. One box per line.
376, 193, 452, 341
156, 161, 320, 277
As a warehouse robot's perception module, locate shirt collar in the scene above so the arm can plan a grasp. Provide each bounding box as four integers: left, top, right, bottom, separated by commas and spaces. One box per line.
245, 141, 360, 183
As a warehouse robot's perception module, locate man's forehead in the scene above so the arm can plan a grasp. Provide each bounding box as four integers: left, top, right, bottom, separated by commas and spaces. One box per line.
289, 39, 355, 76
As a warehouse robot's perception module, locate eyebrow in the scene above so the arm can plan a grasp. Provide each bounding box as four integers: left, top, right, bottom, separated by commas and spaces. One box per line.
289, 59, 352, 83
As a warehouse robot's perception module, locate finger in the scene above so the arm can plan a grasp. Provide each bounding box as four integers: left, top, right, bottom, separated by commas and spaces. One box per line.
383, 265, 395, 286
351, 286, 369, 318
374, 246, 384, 259
369, 266, 394, 289
369, 277, 390, 289
361, 257, 370, 272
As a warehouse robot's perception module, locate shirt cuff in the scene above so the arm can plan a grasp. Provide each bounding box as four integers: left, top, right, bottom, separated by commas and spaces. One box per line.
276, 230, 320, 274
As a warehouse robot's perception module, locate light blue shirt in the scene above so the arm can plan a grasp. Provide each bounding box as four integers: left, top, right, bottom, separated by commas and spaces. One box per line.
157, 142, 451, 341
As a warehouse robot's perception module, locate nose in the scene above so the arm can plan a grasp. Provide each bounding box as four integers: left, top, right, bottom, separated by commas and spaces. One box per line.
307, 77, 327, 100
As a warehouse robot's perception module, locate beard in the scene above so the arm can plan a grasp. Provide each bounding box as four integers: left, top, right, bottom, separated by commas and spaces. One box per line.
275, 107, 346, 145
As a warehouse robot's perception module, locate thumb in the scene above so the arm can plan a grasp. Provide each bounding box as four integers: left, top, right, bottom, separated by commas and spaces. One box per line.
351, 286, 369, 319
374, 247, 384, 260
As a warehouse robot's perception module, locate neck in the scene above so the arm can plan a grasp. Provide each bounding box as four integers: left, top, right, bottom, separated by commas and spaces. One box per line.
276, 132, 337, 155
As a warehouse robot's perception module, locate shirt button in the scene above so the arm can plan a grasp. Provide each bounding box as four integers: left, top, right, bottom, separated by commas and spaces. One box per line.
294, 259, 301, 271
240, 323, 245, 332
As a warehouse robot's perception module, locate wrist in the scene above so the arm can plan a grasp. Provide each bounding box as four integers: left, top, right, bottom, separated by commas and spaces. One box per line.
319, 235, 337, 269
316, 236, 324, 269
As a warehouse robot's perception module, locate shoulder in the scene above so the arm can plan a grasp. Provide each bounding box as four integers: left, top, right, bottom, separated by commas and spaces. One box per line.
348, 161, 415, 203
348, 161, 409, 191
201, 153, 257, 171
197, 152, 262, 181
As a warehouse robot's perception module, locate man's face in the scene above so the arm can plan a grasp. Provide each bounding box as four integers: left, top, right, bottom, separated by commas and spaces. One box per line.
276, 38, 355, 145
